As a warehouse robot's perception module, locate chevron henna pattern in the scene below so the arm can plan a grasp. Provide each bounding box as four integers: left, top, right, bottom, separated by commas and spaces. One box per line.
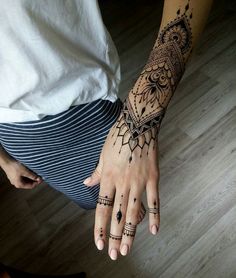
112, 98, 165, 162
112, 1, 193, 163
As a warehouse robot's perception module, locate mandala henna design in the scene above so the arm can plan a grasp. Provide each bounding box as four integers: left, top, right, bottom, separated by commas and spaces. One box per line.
109, 233, 122, 241
158, 0, 193, 56
97, 195, 114, 206
112, 1, 193, 163
123, 222, 137, 237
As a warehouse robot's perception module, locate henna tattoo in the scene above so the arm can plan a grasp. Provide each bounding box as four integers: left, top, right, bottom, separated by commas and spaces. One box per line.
123, 222, 137, 237
148, 207, 159, 214
97, 195, 114, 206
109, 233, 122, 240
100, 228, 103, 237
116, 203, 122, 224
148, 199, 160, 216
112, 100, 163, 162
159, 1, 192, 55
112, 1, 193, 163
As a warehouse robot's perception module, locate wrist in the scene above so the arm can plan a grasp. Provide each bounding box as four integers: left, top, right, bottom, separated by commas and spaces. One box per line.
0, 147, 13, 169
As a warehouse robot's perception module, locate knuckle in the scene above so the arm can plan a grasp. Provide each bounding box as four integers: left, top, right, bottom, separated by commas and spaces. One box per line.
149, 171, 159, 184
103, 168, 114, 178
16, 181, 25, 188
128, 206, 139, 219
96, 205, 111, 217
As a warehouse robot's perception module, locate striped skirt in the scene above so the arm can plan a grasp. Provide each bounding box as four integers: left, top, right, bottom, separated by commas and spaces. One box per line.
0, 98, 123, 209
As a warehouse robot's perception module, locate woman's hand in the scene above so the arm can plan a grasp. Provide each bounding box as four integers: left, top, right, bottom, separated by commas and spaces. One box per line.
83, 112, 160, 260
0, 150, 43, 189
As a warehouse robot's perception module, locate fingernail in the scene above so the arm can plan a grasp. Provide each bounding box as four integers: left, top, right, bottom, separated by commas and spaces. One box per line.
121, 244, 129, 256
110, 248, 118, 260
96, 239, 104, 250
83, 177, 91, 185
151, 225, 157, 235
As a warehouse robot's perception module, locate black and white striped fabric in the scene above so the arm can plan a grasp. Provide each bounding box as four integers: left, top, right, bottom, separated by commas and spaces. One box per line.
0, 98, 123, 209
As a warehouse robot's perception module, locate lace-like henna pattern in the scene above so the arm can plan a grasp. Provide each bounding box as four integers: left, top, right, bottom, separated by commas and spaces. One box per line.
97, 195, 114, 206
123, 222, 137, 237
112, 1, 193, 163
158, 0, 193, 55
109, 233, 122, 240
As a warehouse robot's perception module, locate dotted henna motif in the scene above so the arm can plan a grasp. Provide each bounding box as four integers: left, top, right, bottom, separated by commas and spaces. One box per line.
109, 233, 122, 240
97, 195, 114, 206
123, 222, 137, 237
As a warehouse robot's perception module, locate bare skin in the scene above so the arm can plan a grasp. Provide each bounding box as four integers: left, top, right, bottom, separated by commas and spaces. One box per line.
0, 147, 43, 189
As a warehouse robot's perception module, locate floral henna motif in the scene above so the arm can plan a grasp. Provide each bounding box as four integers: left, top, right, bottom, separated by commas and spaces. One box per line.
158, 0, 193, 56
112, 1, 193, 163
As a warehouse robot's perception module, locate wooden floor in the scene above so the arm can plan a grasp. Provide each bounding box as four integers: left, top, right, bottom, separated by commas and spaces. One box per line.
0, 0, 236, 277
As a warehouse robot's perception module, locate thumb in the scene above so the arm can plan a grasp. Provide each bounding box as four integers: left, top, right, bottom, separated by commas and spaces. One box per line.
83, 159, 103, 187
23, 168, 42, 183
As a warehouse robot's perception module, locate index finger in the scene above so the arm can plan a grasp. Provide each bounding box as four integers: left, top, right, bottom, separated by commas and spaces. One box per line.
94, 178, 115, 250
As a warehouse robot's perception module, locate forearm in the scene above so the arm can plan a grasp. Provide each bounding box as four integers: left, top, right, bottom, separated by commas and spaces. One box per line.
124, 0, 213, 135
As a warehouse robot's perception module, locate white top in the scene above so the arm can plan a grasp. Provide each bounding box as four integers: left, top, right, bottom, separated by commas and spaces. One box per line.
0, 0, 120, 123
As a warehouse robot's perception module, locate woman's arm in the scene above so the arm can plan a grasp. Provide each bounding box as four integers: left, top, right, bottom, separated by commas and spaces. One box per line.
118, 0, 214, 163
84, 0, 214, 261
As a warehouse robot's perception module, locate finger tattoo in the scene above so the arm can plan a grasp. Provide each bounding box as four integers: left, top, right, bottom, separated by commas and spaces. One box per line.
148, 207, 159, 214
116, 203, 122, 224
123, 222, 137, 237
148, 200, 160, 216
109, 233, 122, 241
97, 195, 114, 206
